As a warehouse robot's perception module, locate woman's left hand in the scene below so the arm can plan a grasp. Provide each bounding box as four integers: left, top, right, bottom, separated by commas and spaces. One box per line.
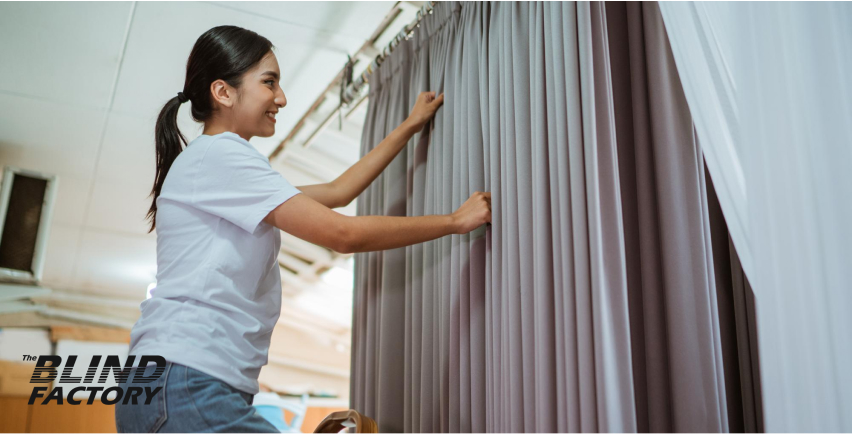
407, 91, 445, 130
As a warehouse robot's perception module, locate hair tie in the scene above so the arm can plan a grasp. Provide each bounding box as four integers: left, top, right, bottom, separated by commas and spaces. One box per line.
176, 91, 188, 103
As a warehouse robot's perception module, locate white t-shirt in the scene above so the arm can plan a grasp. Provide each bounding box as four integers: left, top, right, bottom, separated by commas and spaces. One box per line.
128, 131, 300, 394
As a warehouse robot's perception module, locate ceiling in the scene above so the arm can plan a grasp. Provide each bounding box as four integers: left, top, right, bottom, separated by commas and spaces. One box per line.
0, 1, 415, 400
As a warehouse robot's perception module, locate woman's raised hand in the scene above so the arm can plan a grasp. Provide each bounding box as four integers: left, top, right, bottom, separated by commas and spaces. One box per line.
407, 91, 445, 130
451, 191, 492, 234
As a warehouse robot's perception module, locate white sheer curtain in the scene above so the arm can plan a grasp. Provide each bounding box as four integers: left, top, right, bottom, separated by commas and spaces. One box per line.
659, 3, 852, 431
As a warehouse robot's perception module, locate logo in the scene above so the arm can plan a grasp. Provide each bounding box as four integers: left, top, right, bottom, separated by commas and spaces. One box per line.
22, 354, 165, 405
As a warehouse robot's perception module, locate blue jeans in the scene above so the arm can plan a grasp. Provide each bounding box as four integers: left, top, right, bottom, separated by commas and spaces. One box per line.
115, 361, 279, 433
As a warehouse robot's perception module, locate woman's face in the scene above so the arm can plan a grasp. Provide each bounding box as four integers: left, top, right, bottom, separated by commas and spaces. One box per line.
232, 50, 287, 139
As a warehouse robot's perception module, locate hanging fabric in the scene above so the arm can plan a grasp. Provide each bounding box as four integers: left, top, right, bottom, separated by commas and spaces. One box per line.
352, 2, 730, 432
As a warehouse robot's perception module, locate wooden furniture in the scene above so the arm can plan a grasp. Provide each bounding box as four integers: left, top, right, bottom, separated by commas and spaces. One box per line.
300, 406, 348, 433
0, 395, 117, 433
0, 394, 348, 433
313, 409, 377, 433
49, 325, 130, 344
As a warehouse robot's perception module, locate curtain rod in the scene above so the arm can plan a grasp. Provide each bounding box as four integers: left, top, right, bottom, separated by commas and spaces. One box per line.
341, 1, 437, 104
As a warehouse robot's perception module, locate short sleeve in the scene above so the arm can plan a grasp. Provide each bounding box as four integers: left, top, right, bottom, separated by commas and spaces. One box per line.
192, 137, 300, 233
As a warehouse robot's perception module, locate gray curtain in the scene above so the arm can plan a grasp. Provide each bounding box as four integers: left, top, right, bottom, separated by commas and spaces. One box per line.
352, 2, 728, 432
707, 165, 765, 434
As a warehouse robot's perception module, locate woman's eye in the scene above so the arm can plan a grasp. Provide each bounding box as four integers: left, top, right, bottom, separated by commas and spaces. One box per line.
266, 80, 275, 85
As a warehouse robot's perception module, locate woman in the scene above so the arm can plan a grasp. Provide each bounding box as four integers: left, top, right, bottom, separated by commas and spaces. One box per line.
115, 25, 490, 433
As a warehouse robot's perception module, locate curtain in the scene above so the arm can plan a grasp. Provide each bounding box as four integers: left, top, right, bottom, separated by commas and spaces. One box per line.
707, 165, 764, 434
352, 2, 728, 432
659, 3, 852, 431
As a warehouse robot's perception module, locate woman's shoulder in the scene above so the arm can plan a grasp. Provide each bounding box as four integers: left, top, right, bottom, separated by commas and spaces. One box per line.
199, 132, 265, 162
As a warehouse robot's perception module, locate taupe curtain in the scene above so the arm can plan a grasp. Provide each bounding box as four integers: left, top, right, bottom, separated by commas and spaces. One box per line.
707, 166, 765, 434
352, 2, 730, 432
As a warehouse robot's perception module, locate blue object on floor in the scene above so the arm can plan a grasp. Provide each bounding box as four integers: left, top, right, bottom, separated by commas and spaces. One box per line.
254, 404, 288, 432
252, 392, 309, 433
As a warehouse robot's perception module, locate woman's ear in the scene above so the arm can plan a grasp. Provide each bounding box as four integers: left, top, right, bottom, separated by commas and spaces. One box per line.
209, 79, 236, 108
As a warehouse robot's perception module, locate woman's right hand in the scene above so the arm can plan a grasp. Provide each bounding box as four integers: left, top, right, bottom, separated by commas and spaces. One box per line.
451, 191, 492, 234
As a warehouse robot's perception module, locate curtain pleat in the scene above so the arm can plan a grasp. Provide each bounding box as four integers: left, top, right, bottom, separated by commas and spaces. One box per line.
351, 2, 729, 432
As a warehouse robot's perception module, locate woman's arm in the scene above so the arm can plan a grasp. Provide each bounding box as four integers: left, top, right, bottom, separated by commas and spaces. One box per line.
295, 118, 416, 208
296, 92, 444, 208
263, 189, 490, 254
294, 184, 346, 209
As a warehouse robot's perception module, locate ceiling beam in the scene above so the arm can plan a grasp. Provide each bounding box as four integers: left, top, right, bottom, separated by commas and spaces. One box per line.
0, 283, 52, 302
32, 289, 142, 309
39, 306, 135, 329
267, 354, 349, 379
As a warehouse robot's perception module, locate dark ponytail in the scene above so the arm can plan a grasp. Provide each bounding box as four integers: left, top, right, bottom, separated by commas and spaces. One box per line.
147, 25, 274, 232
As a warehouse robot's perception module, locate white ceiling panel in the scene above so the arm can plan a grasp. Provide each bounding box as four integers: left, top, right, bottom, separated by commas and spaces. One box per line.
85, 178, 156, 237
0, 2, 131, 109
50, 175, 91, 227
96, 112, 157, 184
39, 224, 82, 291
209, 1, 394, 38
0, 93, 105, 179
71, 230, 157, 297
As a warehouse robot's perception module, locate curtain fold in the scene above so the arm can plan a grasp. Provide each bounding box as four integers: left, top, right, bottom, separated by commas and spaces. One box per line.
658, 3, 852, 431
706, 165, 764, 433
352, 2, 729, 432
